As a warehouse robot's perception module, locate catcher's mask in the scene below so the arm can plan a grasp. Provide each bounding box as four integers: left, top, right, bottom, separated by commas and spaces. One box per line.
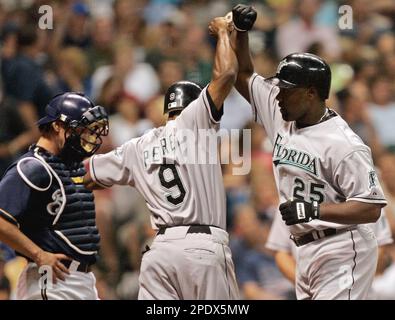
38, 92, 109, 162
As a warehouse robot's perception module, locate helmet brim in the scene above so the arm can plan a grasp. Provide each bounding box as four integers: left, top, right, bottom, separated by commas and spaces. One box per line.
36, 115, 57, 127
164, 106, 185, 115
265, 76, 298, 89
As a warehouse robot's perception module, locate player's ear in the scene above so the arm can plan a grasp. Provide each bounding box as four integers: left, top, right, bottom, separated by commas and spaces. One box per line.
307, 87, 317, 100
52, 121, 62, 133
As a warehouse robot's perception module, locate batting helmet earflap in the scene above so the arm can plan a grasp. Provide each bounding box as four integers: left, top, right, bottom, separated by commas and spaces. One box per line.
266, 53, 331, 100
164, 81, 202, 114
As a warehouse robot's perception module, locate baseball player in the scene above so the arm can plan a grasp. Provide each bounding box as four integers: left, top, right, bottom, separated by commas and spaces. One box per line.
231, 4, 387, 299
0, 92, 109, 299
83, 17, 239, 299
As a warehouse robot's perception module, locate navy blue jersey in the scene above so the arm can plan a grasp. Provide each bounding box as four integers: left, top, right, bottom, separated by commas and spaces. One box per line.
0, 146, 100, 265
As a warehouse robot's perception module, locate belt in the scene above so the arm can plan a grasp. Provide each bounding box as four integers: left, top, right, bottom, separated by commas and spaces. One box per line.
157, 225, 213, 235
291, 227, 356, 247
61, 260, 91, 273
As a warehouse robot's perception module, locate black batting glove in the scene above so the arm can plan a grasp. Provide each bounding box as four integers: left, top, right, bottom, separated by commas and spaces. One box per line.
279, 199, 320, 226
232, 4, 257, 32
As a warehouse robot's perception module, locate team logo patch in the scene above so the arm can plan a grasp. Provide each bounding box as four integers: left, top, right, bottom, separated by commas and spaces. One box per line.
296, 202, 306, 219
47, 189, 64, 216
113, 146, 124, 158
368, 170, 377, 188
273, 134, 318, 176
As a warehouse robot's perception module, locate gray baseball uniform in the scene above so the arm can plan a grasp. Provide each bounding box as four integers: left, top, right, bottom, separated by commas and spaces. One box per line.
266, 210, 393, 300
89, 87, 239, 300
249, 73, 387, 299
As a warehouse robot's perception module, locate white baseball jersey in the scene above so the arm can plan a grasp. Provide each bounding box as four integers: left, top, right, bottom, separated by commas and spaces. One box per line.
249, 73, 387, 236
89, 87, 226, 230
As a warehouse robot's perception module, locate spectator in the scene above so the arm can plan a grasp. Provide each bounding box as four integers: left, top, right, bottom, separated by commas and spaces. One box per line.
109, 96, 153, 147
181, 25, 213, 86
55, 46, 91, 95
368, 76, 395, 152
339, 89, 384, 160
91, 40, 160, 106
230, 204, 295, 299
145, 19, 184, 70
1, 25, 55, 163
86, 15, 115, 74
62, 2, 92, 48
276, 0, 341, 61
0, 96, 26, 175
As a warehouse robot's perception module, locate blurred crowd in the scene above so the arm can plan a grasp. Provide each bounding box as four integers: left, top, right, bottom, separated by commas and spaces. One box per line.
1, 0, 395, 300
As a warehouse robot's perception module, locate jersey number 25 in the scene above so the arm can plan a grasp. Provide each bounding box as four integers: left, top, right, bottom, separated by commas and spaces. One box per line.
293, 177, 325, 203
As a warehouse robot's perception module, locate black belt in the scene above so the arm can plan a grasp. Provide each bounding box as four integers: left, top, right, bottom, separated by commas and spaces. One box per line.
157, 225, 213, 235
291, 227, 355, 247
61, 260, 91, 273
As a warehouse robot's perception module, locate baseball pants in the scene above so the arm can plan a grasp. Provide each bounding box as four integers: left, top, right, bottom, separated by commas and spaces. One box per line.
138, 226, 240, 300
295, 225, 378, 300
16, 262, 99, 300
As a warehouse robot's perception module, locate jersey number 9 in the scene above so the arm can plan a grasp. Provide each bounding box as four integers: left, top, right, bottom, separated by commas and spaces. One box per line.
159, 164, 186, 206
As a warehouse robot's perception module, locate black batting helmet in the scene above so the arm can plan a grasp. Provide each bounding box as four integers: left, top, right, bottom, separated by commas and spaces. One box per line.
266, 53, 331, 100
164, 81, 202, 114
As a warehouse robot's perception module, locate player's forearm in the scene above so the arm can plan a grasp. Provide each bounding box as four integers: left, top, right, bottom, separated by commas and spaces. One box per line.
319, 200, 382, 224
213, 30, 238, 79
0, 217, 43, 262
234, 31, 254, 102
235, 31, 254, 75
210, 29, 238, 109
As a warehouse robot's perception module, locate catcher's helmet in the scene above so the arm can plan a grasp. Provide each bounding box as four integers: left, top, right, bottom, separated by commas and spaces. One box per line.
164, 81, 202, 114
266, 53, 331, 100
37, 92, 109, 158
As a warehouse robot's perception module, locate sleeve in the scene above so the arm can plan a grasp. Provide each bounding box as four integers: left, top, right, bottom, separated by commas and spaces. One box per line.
265, 212, 293, 253
334, 150, 387, 205
0, 166, 31, 227
175, 86, 223, 131
368, 210, 393, 246
89, 140, 136, 188
248, 73, 283, 142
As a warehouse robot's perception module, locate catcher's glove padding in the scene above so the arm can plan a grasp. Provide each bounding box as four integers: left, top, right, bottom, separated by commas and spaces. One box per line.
232, 4, 257, 32
280, 199, 320, 225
